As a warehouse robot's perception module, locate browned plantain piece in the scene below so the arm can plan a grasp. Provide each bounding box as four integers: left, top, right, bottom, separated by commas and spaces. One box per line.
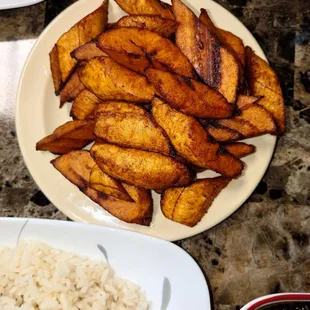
202, 122, 241, 143
50, 0, 109, 93
161, 177, 231, 227
146, 68, 232, 118
71, 89, 102, 120
115, 15, 178, 37
199, 8, 245, 67
152, 98, 243, 178
236, 94, 261, 109
60, 67, 85, 107
95, 104, 172, 155
96, 28, 195, 77
114, 0, 174, 19
91, 142, 194, 189
173, 0, 239, 103
217, 118, 259, 138
36, 120, 95, 154
79, 57, 155, 102
224, 142, 256, 158
52, 150, 153, 225
95, 101, 149, 116
89, 164, 132, 201
71, 41, 108, 61
246, 46, 285, 133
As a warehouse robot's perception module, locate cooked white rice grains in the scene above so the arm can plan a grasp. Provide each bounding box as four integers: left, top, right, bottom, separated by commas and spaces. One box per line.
0, 242, 149, 310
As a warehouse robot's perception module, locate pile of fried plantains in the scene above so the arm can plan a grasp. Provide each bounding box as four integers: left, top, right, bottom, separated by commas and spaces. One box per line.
36, 0, 285, 227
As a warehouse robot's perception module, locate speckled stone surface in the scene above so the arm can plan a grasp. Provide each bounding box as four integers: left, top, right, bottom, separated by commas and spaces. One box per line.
0, 0, 309, 309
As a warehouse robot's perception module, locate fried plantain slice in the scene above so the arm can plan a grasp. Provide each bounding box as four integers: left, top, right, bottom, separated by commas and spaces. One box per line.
199, 8, 245, 66
71, 40, 108, 61
161, 177, 231, 227
95, 101, 149, 117
71, 89, 102, 120
50, 0, 108, 93
236, 94, 261, 109
173, 0, 239, 103
246, 46, 285, 133
89, 164, 132, 201
91, 142, 194, 189
95, 108, 172, 155
217, 118, 259, 138
36, 120, 95, 154
224, 142, 256, 158
146, 68, 232, 118
115, 15, 178, 37
152, 98, 244, 178
52, 150, 153, 225
79, 57, 155, 102
202, 122, 241, 143
96, 27, 195, 77
114, 0, 174, 19
60, 67, 85, 107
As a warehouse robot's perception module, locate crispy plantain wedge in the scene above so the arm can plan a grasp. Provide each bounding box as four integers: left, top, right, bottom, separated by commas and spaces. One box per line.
95, 101, 149, 116
114, 0, 174, 19
96, 28, 195, 77
71, 41, 108, 61
60, 67, 85, 107
79, 57, 155, 102
36, 120, 95, 154
50, 0, 108, 94
236, 94, 261, 109
161, 177, 231, 227
246, 46, 285, 133
146, 68, 232, 118
95, 106, 172, 155
115, 15, 178, 37
52, 150, 153, 225
91, 142, 194, 189
224, 142, 255, 158
202, 122, 241, 143
217, 118, 259, 138
152, 98, 244, 178
172, 0, 239, 103
89, 164, 132, 201
199, 9, 245, 67
71, 89, 102, 120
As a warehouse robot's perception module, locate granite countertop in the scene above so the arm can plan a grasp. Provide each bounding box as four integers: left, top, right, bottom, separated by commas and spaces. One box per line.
0, 0, 309, 308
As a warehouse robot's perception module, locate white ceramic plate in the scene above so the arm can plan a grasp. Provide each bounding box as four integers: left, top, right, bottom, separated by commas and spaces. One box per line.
0, 0, 42, 10
0, 218, 210, 309
16, 0, 276, 241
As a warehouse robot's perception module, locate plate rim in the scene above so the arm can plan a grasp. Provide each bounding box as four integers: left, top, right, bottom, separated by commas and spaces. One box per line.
0, 0, 43, 10
15, 0, 277, 241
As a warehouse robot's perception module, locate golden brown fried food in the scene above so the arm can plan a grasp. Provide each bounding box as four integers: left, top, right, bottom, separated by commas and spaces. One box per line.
71, 90, 102, 120
115, 15, 178, 37
152, 98, 243, 178
161, 177, 231, 227
36, 120, 95, 154
50, 0, 108, 93
96, 28, 195, 77
224, 142, 256, 158
199, 9, 245, 66
60, 67, 85, 107
95, 101, 149, 116
203, 122, 241, 142
217, 118, 259, 138
89, 164, 132, 201
71, 41, 108, 61
95, 106, 172, 155
173, 0, 239, 103
52, 150, 153, 225
246, 46, 285, 133
114, 0, 174, 19
91, 142, 194, 189
236, 94, 261, 109
79, 57, 155, 102
146, 68, 232, 118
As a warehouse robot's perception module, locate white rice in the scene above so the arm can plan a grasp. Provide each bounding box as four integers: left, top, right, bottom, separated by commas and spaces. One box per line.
0, 242, 149, 310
